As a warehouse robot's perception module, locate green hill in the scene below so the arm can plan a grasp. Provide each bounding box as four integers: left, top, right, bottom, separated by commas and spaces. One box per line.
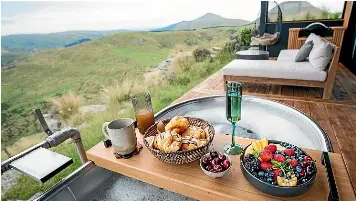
1, 28, 235, 148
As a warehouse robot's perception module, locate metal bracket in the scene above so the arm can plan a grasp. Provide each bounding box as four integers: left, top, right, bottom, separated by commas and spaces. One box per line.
35, 108, 53, 136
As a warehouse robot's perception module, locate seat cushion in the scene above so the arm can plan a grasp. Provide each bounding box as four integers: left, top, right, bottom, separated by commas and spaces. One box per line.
277, 50, 299, 61
222, 60, 327, 81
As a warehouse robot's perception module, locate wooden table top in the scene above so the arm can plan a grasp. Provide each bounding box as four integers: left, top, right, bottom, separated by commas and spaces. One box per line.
87, 133, 356, 201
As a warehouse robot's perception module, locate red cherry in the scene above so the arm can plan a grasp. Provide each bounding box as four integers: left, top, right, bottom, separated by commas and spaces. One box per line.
222, 160, 230, 169
210, 150, 218, 158
201, 156, 209, 165
213, 165, 223, 172
205, 165, 212, 171
211, 158, 220, 166
218, 153, 226, 161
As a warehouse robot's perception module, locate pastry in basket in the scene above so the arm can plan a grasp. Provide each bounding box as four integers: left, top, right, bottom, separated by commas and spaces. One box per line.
153, 130, 182, 153
165, 116, 189, 134
182, 126, 206, 139
181, 137, 208, 151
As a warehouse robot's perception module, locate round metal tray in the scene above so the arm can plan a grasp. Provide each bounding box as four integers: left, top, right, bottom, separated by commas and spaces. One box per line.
155, 95, 331, 152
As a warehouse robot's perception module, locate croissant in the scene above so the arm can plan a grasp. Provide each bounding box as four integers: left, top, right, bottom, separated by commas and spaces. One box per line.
165, 116, 189, 134
181, 137, 208, 151
182, 126, 206, 139
154, 130, 182, 153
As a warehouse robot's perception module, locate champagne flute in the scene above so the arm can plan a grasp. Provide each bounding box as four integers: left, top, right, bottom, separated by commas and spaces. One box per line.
224, 82, 243, 155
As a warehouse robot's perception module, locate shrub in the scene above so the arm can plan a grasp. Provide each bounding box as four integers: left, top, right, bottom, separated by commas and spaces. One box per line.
193, 48, 211, 62
219, 27, 252, 61
50, 92, 83, 120
172, 55, 195, 72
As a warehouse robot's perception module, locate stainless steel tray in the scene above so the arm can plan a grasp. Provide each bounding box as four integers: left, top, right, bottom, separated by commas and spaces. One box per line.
155, 95, 331, 152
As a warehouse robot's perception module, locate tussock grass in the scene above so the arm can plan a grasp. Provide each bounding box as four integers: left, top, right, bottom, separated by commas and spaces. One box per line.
169, 44, 186, 57
50, 92, 83, 120
101, 79, 142, 109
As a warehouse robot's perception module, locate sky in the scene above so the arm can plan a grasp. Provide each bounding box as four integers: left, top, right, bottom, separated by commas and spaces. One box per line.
1, 1, 345, 36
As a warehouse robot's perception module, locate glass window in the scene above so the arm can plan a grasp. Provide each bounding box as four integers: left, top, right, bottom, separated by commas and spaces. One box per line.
267, 1, 345, 22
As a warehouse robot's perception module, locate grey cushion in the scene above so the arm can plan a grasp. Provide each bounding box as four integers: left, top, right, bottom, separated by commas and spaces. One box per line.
295, 41, 314, 62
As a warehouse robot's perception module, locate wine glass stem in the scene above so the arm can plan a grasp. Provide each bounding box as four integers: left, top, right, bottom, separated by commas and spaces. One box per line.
231, 122, 236, 146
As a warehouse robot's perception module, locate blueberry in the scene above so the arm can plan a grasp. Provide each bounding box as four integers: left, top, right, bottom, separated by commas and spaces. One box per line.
281, 151, 286, 156
296, 166, 303, 173
271, 181, 276, 185
298, 156, 303, 162
267, 178, 273, 182
269, 172, 275, 178
295, 172, 300, 178
264, 172, 269, 178
275, 150, 281, 155
278, 171, 284, 177
301, 178, 307, 183
290, 156, 295, 159
266, 168, 272, 173
258, 171, 264, 177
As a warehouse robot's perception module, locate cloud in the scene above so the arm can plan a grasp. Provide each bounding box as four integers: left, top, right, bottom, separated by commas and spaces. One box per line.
1, 0, 260, 35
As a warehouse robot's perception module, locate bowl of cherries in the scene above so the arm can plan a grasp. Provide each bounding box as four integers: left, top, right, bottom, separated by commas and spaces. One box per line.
200, 150, 232, 178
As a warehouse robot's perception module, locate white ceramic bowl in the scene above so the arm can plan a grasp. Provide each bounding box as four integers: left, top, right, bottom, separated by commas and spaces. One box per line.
200, 152, 232, 178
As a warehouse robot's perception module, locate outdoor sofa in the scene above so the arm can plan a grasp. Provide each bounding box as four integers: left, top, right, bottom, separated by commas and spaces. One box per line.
222, 33, 340, 99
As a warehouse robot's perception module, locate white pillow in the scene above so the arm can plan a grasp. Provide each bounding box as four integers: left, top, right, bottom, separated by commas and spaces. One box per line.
305, 33, 319, 44
308, 38, 333, 71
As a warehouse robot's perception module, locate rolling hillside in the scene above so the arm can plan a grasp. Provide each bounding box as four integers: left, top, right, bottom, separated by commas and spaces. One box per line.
1, 30, 131, 52
1, 28, 236, 148
153, 13, 250, 31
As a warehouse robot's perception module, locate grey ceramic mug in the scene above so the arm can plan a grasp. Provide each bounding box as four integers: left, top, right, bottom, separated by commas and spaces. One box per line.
102, 118, 137, 155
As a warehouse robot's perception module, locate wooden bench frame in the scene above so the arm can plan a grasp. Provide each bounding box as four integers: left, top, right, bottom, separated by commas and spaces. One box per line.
224, 47, 340, 99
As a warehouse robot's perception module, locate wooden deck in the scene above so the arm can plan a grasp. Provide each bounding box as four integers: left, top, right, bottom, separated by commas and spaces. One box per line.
174, 63, 356, 195
175, 63, 356, 105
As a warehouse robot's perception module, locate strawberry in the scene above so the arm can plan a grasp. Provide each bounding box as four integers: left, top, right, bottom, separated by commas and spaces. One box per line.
284, 149, 295, 156
289, 159, 298, 167
260, 162, 273, 170
259, 150, 272, 162
273, 168, 281, 180
264, 144, 277, 154
273, 154, 286, 162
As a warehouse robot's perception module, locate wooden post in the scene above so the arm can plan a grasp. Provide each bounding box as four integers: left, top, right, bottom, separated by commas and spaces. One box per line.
323, 47, 340, 99
343, 1, 353, 28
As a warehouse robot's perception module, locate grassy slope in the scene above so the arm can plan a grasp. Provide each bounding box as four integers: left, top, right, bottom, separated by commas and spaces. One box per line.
1, 27, 239, 200
1, 29, 233, 149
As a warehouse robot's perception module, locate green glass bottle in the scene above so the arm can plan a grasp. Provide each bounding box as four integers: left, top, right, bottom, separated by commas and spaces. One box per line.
224, 82, 243, 155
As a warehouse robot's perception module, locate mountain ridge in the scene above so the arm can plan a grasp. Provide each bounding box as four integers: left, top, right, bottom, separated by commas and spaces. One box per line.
153, 13, 250, 31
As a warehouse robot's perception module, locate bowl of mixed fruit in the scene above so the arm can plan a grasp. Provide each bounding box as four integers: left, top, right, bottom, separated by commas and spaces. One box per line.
240, 138, 317, 197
